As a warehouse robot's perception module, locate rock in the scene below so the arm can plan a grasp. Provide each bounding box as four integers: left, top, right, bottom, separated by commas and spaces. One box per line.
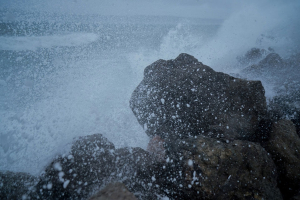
131, 136, 281, 200
258, 53, 284, 68
130, 53, 267, 141
116, 147, 163, 200
291, 189, 300, 200
29, 133, 158, 200
241, 51, 300, 101
89, 182, 137, 200
263, 120, 300, 199
244, 48, 265, 60
242, 53, 284, 76
175, 137, 281, 200
237, 47, 268, 65
292, 112, 300, 138
30, 133, 117, 199
268, 90, 300, 120
146, 135, 166, 162
0, 171, 37, 200
30, 133, 120, 199
238, 50, 300, 120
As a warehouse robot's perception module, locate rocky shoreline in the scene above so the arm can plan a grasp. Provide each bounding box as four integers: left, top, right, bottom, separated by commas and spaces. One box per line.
1, 53, 300, 200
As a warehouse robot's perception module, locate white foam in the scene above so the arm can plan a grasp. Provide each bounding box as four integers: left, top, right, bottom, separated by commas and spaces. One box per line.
0, 33, 99, 51
0, 55, 149, 175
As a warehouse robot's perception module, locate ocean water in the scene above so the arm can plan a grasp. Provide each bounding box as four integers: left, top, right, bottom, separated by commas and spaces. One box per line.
0, 1, 300, 176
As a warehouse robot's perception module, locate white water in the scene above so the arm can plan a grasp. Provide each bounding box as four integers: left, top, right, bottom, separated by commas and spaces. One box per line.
0, 33, 99, 51
0, 0, 299, 175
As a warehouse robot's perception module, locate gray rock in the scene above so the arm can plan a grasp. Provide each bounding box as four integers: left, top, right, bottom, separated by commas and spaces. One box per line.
263, 120, 300, 199
29, 133, 157, 200
130, 53, 267, 141
237, 47, 268, 65
89, 182, 137, 200
133, 136, 282, 200
291, 189, 300, 200
0, 171, 37, 200
30, 133, 117, 199
241, 52, 300, 119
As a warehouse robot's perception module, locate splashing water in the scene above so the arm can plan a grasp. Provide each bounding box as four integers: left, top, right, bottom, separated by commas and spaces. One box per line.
0, 0, 299, 175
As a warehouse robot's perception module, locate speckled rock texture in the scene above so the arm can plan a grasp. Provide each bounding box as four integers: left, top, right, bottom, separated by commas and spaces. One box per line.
89, 182, 137, 200
130, 136, 282, 200
263, 120, 300, 199
130, 53, 267, 141
0, 171, 37, 200
27, 133, 156, 200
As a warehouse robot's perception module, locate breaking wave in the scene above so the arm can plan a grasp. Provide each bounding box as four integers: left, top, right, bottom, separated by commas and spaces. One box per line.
0, 33, 98, 51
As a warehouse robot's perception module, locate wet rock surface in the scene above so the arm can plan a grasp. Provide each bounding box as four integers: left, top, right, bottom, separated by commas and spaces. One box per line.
291, 190, 300, 200
263, 120, 300, 199
88, 182, 137, 200
29, 134, 117, 199
241, 50, 300, 119
129, 136, 282, 200
0, 171, 37, 200
130, 53, 267, 141
26, 133, 156, 200
237, 47, 271, 65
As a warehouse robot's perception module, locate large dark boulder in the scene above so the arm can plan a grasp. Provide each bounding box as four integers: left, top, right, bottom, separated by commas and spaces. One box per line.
30, 134, 117, 199
291, 189, 300, 200
130, 53, 267, 141
268, 91, 300, 120
0, 171, 37, 200
130, 136, 282, 200
263, 120, 300, 199
89, 182, 137, 200
29, 133, 157, 200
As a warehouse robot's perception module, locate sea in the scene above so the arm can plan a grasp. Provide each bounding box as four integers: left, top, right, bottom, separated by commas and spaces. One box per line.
0, 2, 299, 176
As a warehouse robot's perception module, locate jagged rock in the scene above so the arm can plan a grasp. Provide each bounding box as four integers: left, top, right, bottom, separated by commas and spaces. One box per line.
258, 53, 284, 68
268, 91, 300, 120
263, 120, 300, 199
242, 51, 300, 94
242, 53, 284, 76
132, 136, 282, 200
292, 113, 300, 138
89, 182, 137, 200
174, 137, 281, 200
291, 189, 300, 200
29, 133, 157, 200
30, 133, 117, 199
130, 53, 267, 141
0, 171, 37, 200
146, 135, 166, 162
239, 50, 300, 120
237, 47, 268, 65
244, 48, 265, 60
